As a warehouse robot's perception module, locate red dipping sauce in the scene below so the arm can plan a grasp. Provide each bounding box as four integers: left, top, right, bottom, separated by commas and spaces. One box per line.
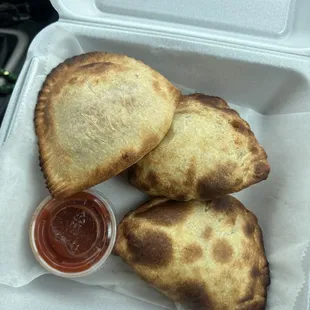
30, 190, 116, 277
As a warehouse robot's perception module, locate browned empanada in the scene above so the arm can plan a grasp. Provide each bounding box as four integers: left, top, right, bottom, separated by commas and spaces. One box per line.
35, 52, 181, 199
114, 196, 270, 310
129, 93, 270, 201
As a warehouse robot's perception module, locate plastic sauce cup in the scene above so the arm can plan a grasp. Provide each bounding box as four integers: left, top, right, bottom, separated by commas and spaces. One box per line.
29, 189, 116, 278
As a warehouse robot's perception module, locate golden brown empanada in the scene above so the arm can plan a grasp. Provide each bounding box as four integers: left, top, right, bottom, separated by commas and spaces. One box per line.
35, 52, 181, 199
129, 93, 270, 201
114, 196, 270, 310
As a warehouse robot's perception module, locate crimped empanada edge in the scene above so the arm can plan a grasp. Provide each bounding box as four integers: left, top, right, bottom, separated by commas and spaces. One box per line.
34, 52, 182, 199
34, 52, 111, 198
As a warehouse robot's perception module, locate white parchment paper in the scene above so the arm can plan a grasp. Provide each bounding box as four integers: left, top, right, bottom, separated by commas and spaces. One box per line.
0, 29, 309, 310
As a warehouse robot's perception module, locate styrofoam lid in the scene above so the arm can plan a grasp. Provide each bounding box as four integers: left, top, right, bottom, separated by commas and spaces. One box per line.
51, 0, 310, 53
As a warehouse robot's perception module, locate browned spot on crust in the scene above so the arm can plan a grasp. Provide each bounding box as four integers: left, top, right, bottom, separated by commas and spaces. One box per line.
42, 103, 54, 132
121, 153, 129, 160
137, 182, 151, 192
135, 200, 192, 226
212, 239, 233, 263
203, 226, 213, 240
251, 266, 261, 278
234, 137, 242, 146
152, 79, 161, 93
261, 263, 271, 286
235, 177, 243, 186
247, 300, 267, 310
188, 93, 229, 109
152, 75, 168, 100
231, 119, 248, 134
86, 147, 140, 185
125, 228, 173, 267
146, 171, 158, 186
139, 133, 161, 156
256, 226, 265, 250
244, 222, 255, 237
239, 290, 255, 304
63, 52, 105, 66
78, 61, 115, 73
128, 134, 163, 191
225, 213, 237, 226
254, 162, 270, 180
182, 243, 203, 263
221, 108, 240, 117
68, 77, 79, 85
121, 151, 137, 163
242, 250, 251, 261
197, 178, 225, 200
250, 146, 259, 154
185, 93, 244, 121
262, 270, 271, 287
251, 263, 270, 287
183, 157, 197, 188
177, 280, 214, 309
197, 165, 237, 200
168, 83, 179, 103
210, 196, 234, 213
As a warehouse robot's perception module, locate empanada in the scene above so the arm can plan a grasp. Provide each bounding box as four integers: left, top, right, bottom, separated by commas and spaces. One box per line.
114, 196, 270, 310
35, 52, 181, 198
129, 93, 270, 201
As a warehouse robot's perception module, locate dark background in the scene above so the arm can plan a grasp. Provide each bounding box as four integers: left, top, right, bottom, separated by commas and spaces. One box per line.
0, 0, 58, 125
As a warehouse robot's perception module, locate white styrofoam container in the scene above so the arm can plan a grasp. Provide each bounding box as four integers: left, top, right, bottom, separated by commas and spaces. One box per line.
2, 0, 310, 141
1, 0, 310, 309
